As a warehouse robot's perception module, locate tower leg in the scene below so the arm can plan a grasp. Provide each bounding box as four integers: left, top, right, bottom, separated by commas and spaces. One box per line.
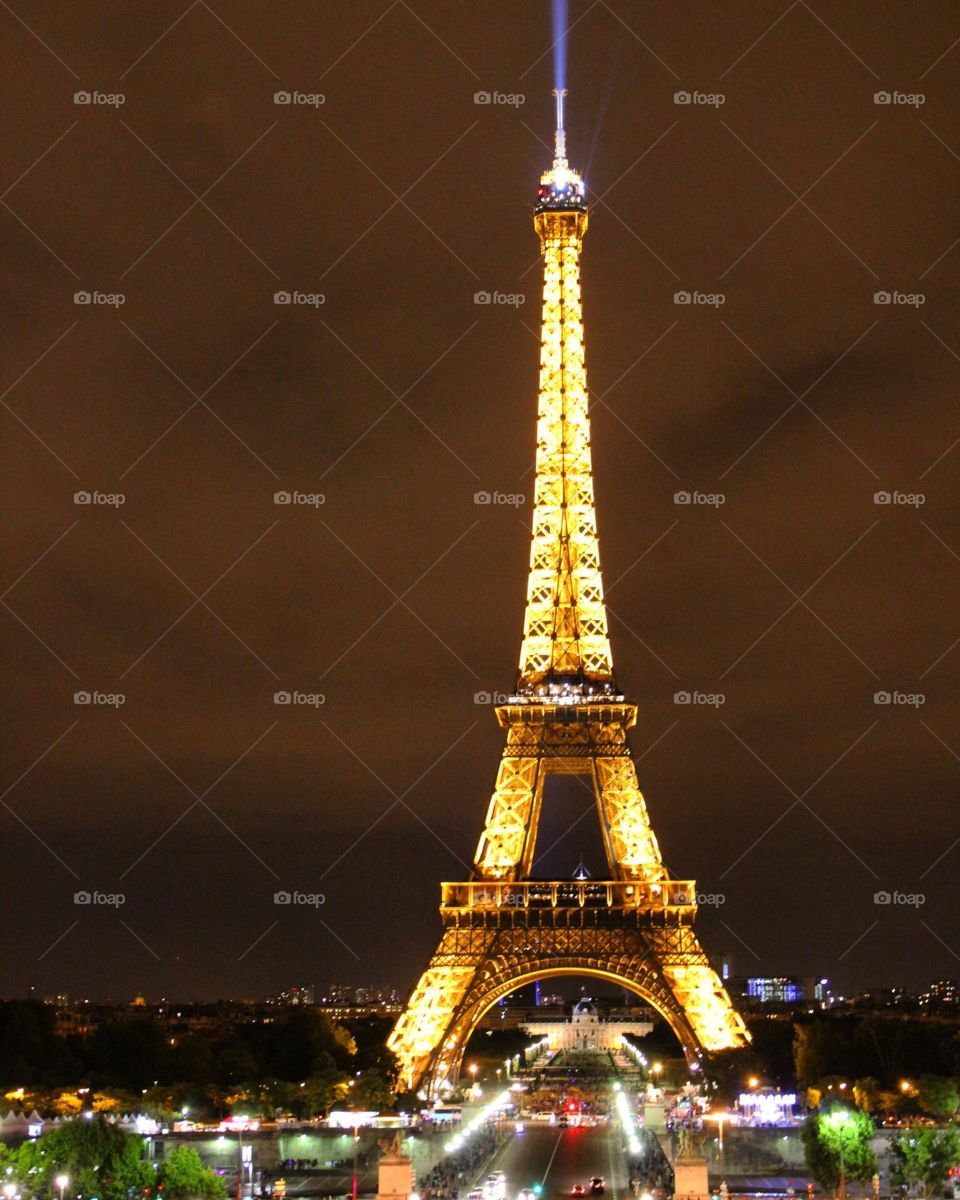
387, 927, 497, 1094
474, 733, 543, 879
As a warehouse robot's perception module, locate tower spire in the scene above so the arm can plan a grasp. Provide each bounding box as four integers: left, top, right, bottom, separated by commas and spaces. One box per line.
519, 94, 613, 696
553, 87, 568, 167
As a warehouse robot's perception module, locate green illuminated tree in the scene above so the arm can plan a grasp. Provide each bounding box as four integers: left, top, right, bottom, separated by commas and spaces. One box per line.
916, 1075, 959, 1119
14, 1115, 151, 1200
890, 1128, 960, 1198
158, 1145, 226, 1200
802, 1107, 877, 1197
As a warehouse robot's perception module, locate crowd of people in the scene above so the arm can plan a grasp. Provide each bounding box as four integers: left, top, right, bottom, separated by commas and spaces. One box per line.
417, 1128, 500, 1200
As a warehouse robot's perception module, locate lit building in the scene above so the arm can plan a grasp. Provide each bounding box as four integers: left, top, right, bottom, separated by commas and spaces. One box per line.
523, 998, 652, 1051
741, 976, 831, 1005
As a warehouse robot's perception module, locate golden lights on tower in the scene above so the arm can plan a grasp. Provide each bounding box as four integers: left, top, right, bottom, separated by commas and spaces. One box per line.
386, 94, 749, 1096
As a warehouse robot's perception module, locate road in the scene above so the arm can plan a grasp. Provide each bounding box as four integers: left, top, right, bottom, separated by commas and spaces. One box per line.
479, 1124, 631, 1200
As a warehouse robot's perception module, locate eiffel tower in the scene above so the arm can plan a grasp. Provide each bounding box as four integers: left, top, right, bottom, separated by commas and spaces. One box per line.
388, 92, 749, 1095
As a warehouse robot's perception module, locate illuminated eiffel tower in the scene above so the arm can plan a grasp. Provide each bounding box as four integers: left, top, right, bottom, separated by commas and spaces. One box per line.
388, 92, 749, 1095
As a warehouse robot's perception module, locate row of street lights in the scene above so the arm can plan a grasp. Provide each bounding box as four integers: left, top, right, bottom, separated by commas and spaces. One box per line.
2, 1175, 68, 1200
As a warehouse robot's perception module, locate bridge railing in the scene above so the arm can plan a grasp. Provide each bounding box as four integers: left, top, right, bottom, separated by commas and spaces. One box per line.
440, 879, 697, 912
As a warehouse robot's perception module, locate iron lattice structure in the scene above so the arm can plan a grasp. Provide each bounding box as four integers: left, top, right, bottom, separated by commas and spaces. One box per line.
388, 115, 749, 1095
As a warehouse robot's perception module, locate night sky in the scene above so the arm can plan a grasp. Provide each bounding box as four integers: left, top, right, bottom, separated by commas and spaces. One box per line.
2, 1, 959, 1004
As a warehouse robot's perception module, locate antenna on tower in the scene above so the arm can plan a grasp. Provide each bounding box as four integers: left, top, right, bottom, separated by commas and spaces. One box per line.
552, 87, 568, 168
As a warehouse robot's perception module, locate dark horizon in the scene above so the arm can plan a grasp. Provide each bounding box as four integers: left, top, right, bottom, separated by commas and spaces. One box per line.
2, 1, 959, 1005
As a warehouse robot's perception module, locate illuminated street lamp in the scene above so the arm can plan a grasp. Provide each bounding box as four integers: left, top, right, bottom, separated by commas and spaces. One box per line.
55, 1177, 69, 1200
703, 1112, 735, 1157
747, 1077, 759, 1090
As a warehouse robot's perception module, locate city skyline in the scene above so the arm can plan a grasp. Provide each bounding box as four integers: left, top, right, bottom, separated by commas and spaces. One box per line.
1, 2, 959, 1004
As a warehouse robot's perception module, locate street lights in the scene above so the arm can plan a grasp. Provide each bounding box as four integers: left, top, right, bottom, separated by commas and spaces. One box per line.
827, 1110, 851, 1200
55, 1176, 69, 1200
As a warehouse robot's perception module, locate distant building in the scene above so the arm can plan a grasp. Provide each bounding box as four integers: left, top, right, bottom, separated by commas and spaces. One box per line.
267, 985, 316, 1006
739, 976, 831, 1006
920, 979, 959, 1007
522, 998, 653, 1051
314, 984, 402, 1016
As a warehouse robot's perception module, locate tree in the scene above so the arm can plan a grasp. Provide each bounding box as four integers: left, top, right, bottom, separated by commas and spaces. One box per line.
916, 1075, 959, 1119
852, 1078, 880, 1115
158, 1146, 226, 1200
890, 1128, 960, 1198
802, 1107, 877, 1197
352, 1068, 395, 1110
15, 1115, 151, 1200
